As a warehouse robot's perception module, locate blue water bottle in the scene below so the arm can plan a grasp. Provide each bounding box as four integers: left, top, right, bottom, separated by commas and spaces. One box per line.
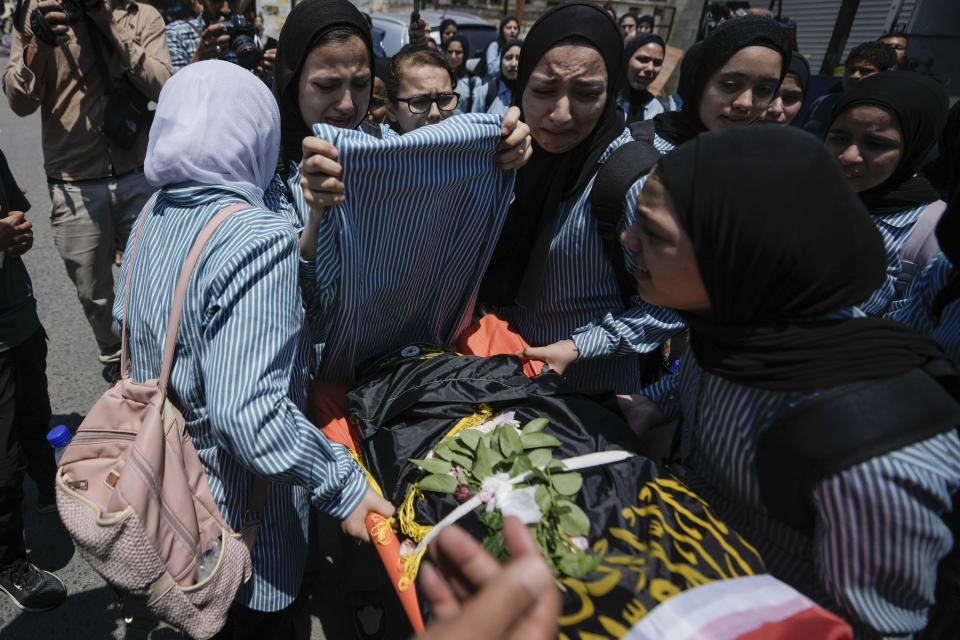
46, 424, 72, 465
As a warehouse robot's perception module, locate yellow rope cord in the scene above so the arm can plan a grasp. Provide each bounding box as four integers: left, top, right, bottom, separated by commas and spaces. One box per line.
393, 403, 495, 589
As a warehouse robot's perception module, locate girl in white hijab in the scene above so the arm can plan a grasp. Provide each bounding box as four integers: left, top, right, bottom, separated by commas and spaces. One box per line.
121, 61, 392, 633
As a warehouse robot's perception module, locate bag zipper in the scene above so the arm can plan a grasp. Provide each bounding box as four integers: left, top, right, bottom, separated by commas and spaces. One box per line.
71, 430, 137, 443
129, 447, 201, 561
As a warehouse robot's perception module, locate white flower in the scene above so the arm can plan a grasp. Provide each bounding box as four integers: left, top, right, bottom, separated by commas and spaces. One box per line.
494, 486, 542, 524
570, 536, 589, 551
399, 540, 416, 556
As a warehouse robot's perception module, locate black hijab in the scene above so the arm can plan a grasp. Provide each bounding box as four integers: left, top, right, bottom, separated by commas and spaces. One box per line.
498, 39, 523, 94
830, 72, 948, 216
497, 16, 518, 46
658, 126, 953, 391
444, 35, 471, 79
654, 15, 791, 146
274, 0, 374, 166
787, 51, 810, 96
480, 2, 625, 306
932, 188, 960, 317
622, 33, 666, 124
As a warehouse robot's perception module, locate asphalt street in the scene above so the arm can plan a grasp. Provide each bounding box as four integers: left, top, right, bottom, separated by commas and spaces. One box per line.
0, 56, 380, 640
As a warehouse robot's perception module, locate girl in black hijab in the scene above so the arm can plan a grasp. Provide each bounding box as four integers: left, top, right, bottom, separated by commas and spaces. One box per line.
651, 15, 790, 149
621, 125, 960, 637
472, 39, 522, 116
485, 15, 520, 78
761, 52, 809, 125
825, 71, 949, 316
274, 0, 376, 168
442, 35, 479, 114
620, 33, 673, 123
480, 1, 686, 394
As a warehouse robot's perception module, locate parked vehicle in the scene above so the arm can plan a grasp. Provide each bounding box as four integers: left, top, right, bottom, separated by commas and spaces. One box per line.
371, 10, 498, 73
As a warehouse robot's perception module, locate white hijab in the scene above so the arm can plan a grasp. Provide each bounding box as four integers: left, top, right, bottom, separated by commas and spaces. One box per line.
145, 61, 280, 198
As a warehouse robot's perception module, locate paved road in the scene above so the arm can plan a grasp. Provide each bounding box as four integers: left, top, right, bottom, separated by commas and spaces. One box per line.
0, 57, 381, 640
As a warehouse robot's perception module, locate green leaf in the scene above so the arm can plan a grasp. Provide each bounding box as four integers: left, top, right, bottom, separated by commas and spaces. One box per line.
419, 473, 458, 494
482, 529, 508, 563
521, 432, 562, 450
558, 502, 590, 537
509, 455, 533, 478
551, 472, 583, 496
500, 425, 523, 458
546, 459, 566, 471
433, 440, 455, 463
457, 429, 481, 451
446, 450, 475, 470
473, 441, 494, 480
528, 448, 553, 469
522, 418, 550, 435
535, 485, 552, 512
409, 458, 452, 475
446, 439, 476, 460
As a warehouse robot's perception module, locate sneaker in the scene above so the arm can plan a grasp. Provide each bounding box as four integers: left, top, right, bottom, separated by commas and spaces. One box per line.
101, 361, 122, 385
0, 560, 67, 611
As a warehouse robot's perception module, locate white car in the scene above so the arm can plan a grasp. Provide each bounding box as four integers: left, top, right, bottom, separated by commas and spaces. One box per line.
371, 10, 498, 74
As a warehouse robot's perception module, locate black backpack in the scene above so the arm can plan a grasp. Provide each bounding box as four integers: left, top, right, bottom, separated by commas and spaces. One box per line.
756, 367, 960, 637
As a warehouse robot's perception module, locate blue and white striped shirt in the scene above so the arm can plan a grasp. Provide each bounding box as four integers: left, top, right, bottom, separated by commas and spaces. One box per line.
306, 114, 516, 383
113, 184, 367, 611
500, 129, 685, 394
859, 205, 929, 316
648, 348, 960, 638
471, 77, 512, 118
618, 94, 678, 122
887, 251, 960, 367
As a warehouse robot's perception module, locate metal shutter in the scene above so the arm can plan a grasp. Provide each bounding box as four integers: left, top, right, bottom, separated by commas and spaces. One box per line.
778, 0, 917, 74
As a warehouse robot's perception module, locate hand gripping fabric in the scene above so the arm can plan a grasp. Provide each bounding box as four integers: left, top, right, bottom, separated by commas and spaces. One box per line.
55, 197, 268, 640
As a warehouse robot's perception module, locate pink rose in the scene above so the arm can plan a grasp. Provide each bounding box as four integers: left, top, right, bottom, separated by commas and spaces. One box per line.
478, 489, 492, 504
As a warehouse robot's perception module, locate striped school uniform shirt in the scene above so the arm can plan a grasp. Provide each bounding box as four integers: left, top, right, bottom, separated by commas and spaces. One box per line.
471, 77, 513, 118
650, 342, 960, 638
618, 94, 678, 122
501, 129, 685, 394
859, 204, 929, 316
887, 251, 960, 366
305, 114, 516, 383
113, 184, 368, 611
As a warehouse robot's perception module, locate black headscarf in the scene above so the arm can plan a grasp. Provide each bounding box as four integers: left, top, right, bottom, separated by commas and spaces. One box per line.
657, 125, 953, 391
480, 2, 625, 306
654, 15, 791, 146
787, 51, 810, 96
830, 72, 948, 216
498, 39, 523, 94
444, 35, 471, 79
439, 19, 457, 41
497, 16, 518, 46
274, 0, 374, 166
932, 188, 960, 318
637, 14, 655, 31
622, 33, 666, 124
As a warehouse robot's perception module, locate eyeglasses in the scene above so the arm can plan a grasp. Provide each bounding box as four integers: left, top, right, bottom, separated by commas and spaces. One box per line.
395, 92, 460, 114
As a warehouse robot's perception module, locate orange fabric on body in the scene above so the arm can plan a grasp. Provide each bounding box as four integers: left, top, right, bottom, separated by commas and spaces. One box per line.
457, 313, 545, 377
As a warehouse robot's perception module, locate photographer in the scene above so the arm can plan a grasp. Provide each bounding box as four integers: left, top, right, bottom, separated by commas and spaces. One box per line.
2, 0, 171, 380
165, 0, 274, 81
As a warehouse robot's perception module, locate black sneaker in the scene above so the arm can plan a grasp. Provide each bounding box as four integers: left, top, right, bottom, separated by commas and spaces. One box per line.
0, 560, 67, 611
101, 361, 122, 385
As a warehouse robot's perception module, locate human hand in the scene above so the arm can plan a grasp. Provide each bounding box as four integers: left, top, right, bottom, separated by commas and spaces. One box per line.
0, 210, 33, 255
517, 339, 579, 375
495, 106, 533, 171
299, 136, 345, 215
257, 47, 276, 84
408, 18, 431, 48
341, 488, 395, 542
190, 22, 230, 63
30, 0, 70, 46
417, 516, 560, 640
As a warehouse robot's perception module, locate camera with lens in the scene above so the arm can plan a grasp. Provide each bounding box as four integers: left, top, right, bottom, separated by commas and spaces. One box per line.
59, 0, 102, 22
218, 15, 262, 70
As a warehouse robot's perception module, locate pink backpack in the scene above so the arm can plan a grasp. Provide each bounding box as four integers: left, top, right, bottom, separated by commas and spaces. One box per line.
55, 199, 267, 639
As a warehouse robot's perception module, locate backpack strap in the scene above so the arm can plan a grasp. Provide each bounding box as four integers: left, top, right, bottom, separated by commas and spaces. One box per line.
158, 203, 251, 391
896, 200, 947, 298
756, 367, 960, 535
628, 119, 658, 146
484, 76, 499, 113
590, 141, 661, 306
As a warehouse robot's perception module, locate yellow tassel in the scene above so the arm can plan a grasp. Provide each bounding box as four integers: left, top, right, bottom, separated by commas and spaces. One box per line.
397, 485, 434, 543
441, 403, 493, 441
347, 446, 386, 499
398, 545, 429, 592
